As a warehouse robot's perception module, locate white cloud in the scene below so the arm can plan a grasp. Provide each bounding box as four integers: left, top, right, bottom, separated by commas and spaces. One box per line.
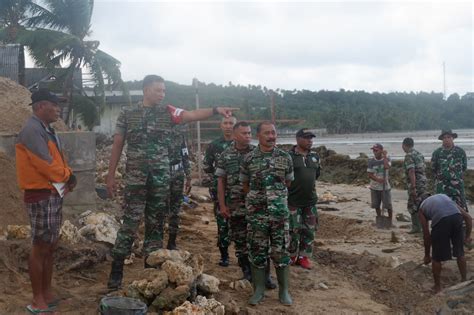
76, 1, 472, 94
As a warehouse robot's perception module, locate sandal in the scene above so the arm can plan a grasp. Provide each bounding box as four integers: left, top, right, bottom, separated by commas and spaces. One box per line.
26, 305, 55, 314
47, 298, 60, 308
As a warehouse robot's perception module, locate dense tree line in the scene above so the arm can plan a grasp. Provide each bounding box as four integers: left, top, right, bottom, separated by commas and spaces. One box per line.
126, 80, 473, 134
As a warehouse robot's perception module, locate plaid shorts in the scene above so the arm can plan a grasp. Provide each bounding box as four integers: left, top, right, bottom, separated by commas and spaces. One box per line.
26, 194, 63, 244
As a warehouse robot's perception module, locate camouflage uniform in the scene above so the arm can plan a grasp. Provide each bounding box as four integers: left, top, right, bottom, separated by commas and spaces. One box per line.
288, 147, 321, 257
215, 143, 255, 259
403, 148, 428, 214
168, 125, 191, 235
240, 146, 294, 268
431, 146, 468, 210
111, 103, 187, 259
203, 137, 233, 248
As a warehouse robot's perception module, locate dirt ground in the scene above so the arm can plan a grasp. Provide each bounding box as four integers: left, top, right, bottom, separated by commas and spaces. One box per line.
0, 183, 473, 314
0, 77, 67, 135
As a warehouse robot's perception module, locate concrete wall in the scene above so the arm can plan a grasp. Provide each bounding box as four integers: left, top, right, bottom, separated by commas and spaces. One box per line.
0, 131, 96, 213
93, 103, 124, 136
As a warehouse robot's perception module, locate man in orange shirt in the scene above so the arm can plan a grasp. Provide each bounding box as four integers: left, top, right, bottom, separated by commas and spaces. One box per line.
16, 89, 77, 314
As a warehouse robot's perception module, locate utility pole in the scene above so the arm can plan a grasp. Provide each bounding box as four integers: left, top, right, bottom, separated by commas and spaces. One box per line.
443, 62, 447, 100
193, 78, 203, 185
270, 90, 276, 124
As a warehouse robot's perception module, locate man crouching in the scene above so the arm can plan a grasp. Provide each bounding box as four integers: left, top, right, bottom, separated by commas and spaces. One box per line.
418, 193, 472, 293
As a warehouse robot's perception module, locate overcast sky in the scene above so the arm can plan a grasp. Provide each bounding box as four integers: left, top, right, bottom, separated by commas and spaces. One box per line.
86, 0, 473, 95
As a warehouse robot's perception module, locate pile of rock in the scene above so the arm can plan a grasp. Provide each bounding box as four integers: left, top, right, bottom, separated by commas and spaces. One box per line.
60, 211, 120, 245
318, 191, 338, 203
167, 295, 225, 315
126, 249, 222, 313
95, 143, 126, 202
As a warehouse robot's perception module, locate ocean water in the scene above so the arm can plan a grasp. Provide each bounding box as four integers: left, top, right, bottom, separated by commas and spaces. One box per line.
274, 129, 474, 169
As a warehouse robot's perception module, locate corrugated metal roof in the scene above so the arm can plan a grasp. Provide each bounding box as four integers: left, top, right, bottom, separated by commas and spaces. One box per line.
0, 44, 21, 82
26, 68, 83, 90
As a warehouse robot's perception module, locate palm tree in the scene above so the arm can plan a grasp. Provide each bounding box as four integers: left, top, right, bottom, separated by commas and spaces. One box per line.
0, 0, 48, 85
16, 0, 127, 124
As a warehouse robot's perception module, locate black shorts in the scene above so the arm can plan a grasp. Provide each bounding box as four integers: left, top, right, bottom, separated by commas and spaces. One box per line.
431, 213, 464, 262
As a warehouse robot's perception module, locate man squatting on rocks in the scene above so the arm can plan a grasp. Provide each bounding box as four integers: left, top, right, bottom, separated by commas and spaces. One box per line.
16, 89, 77, 313
203, 116, 236, 266
402, 137, 427, 234
288, 129, 321, 269
215, 122, 276, 289
431, 129, 468, 211
367, 143, 393, 224
241, 121, 294, 306
418, 193, 472, 293
106, 75, 236, 290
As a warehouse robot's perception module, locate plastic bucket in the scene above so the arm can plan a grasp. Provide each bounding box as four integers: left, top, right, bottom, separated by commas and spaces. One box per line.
99, 296, 147, 315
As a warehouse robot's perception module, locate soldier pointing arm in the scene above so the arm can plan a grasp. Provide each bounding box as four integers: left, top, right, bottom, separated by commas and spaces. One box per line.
106, 75, 237, 290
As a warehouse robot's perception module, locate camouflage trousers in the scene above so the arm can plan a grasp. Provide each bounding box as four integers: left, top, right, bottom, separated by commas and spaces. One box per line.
112, 169, 184, 259
169, 172, 185, 234
210, 190, 230, 248
228, 201, 248, 259
247, 197, 290, 268
407, 190, 427, 215
435, 181, 468, 211
288, 205, 318, 257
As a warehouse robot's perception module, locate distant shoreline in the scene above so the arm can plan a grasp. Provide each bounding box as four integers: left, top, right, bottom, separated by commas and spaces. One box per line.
273, 128, 474, 170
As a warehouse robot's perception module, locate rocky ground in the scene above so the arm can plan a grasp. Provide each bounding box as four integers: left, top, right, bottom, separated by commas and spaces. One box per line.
1, 141, 473, 314
1, 182, 473, 314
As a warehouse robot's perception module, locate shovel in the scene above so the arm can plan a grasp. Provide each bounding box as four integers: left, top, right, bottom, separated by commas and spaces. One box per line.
376, 165, 392, 229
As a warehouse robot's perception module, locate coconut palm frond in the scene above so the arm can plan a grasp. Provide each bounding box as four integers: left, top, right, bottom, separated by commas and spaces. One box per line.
18, 28, 79, 67
37, 0, 93, 37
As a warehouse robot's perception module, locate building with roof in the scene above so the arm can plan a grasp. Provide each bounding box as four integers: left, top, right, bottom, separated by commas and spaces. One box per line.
0, 44, 25, 85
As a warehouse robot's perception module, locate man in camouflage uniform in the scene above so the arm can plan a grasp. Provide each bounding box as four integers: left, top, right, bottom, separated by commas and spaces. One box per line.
241, 121, 294, 306
106, 75, 236, 290
216, 121, 254, 280
288, 129, 321, 269
203, 116, 236, 266
431, 130, 468, 211
402, 137, 427, 234
167, 125, 192, 250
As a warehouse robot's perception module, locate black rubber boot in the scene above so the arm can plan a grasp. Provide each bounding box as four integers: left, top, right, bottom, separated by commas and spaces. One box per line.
218, 247, 229, 267
107, 258, 124, 290
238, 256, 252, 281
265, 259, 277, 289
167, 233, 178, 250
276, 266, 292, 305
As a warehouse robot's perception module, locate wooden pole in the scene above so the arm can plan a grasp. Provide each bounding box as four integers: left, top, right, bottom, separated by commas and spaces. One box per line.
193, 78, 203, 185
270, 91, 276, 124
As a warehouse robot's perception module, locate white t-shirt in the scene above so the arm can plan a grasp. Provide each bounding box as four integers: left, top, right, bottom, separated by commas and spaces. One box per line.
367, 157, 391, 190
